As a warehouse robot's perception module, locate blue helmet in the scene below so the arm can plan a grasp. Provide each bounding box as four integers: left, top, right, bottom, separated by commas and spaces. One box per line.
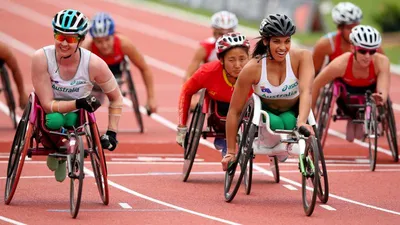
52, 9, 89, 36
89, 12, 115, 38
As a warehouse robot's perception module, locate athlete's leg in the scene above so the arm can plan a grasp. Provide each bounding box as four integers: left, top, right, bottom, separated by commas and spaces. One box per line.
279, 110, 297, 130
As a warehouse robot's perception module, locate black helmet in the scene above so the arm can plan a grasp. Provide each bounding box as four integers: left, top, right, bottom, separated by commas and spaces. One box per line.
259, 14, 296, 37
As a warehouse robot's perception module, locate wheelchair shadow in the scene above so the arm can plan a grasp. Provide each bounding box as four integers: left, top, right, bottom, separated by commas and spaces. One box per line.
0, 127, 17, 132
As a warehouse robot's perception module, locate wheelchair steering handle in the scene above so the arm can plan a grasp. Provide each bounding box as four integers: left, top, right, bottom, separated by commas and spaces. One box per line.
298, 126, 311, 137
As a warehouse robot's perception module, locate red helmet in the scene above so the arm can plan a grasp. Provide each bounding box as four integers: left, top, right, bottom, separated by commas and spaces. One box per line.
215, 32, 250, 58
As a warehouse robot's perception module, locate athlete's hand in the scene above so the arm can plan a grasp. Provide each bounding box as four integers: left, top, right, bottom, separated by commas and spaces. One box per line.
372, 92, 384, 106
221, 153, 236, 171
76, 95, 101, 112
18, 91, 28, 110
101, 130, 118, 151
176, 126, 187, 147
296, 122, 314, 136
146, 97, 157, 115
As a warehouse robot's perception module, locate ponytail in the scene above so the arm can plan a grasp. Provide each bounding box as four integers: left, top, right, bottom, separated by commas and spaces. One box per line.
252, 37, 269, 58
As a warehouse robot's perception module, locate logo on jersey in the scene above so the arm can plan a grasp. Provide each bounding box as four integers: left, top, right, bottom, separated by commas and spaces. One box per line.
260, 86, 271, 93
52, 84, 80, 93
281, 81, 298, 92
50, 78, 59, 84
70, 80, 87, 85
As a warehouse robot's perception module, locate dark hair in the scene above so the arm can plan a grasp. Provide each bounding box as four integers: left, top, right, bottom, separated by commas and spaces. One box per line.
252, 38, 268, 58
217, 45, 249, 60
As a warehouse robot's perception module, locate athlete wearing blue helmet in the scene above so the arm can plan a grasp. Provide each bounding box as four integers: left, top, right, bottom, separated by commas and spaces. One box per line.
89, 12, 115, 38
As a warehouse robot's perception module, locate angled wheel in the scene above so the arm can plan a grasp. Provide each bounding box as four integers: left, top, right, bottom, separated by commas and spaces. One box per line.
182, 90, 206, 182
69, 136, 85, 218
313, 125, 329, 204
243, 154, 253, 195
224, 97, 256, 202
125, 70, 144, 133
270, 156, 280, 183
301, 137, 319, 216
316, 82, 334, 149
384, 98, 398, 162
4, 99, 32, 204
366, 103, 378, 171
0, 67, 17, 129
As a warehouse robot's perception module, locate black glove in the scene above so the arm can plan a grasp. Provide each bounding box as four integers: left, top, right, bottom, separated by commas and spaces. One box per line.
101, 130, 118, 151
76, 95, 101, 112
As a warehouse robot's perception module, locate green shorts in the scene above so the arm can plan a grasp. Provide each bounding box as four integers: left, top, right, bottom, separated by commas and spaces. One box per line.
261, 102, 298, 131
45, 112, 78, 130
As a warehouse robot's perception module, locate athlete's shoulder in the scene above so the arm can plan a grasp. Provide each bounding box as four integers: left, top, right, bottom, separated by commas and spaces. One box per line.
199, 60, 222, 73
200, 37, 216, 45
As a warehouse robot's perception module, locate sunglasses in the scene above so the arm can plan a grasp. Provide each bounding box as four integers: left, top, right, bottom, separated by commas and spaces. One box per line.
54, 33, 80, 43
356, 48, 377, 55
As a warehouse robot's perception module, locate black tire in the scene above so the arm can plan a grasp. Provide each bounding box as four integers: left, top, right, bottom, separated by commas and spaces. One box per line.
270, 156, 280, 183
4, 99, 32, 204
0, 67, 17, 129
224, 97, 256, 202
313, 126, 329, 204
317, 82, 334, 149
125, 70, 144, 133
88, 122, 109, 205
385, 98, 398, 162
69, 135, 85, 218
302, 137, 319, 216
367, 103, 378, 171
243, 154, 253, 195
182, 90, 206, 182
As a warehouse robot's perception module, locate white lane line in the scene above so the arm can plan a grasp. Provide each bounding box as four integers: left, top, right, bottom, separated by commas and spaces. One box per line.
0, 216, 27, 225
320, 205, 337, 211
119, 203, 133, 209
282, 184, 297, 191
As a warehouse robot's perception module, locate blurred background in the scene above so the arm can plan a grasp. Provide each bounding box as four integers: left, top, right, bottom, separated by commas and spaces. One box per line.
147, 0, 400, 65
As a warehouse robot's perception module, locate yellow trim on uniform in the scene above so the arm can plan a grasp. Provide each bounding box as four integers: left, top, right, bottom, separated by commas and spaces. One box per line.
223, 70, 233, 87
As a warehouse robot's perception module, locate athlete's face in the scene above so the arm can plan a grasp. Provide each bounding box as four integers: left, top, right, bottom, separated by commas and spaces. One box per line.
354, 46, 376, 67
213, 28, 234, 39
340, 23, 359, 43
268, 36, 291, 62
93, 36, 114, 56
221, 47, 249, 78
54, 33, 81, 58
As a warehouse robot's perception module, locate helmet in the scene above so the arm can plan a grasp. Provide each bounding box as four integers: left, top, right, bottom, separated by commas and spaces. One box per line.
52, 9, 89, 36
349, 25, 382, 49
215, 32, 250, 58
89, 12, 115, 38
211, 11, 238, 30
259, 14, 296, 37
331, 2, 363, 25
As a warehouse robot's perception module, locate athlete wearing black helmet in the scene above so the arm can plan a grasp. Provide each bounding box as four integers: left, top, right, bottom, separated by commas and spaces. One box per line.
221, 14, 315, 170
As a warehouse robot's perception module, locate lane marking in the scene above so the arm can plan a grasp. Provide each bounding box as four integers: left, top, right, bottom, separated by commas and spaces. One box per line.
111, 157, 204, 162
320, 205, 337, 211
119, 203, 133, 209
0, 216, 26, 225
47, 208, 178, 212
282, 185, 298, 191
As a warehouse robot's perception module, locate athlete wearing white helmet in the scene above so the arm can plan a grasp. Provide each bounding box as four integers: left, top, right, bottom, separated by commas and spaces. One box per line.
312, 25, 390, 142
313, 2, 368, 74
31, 9, 123, 182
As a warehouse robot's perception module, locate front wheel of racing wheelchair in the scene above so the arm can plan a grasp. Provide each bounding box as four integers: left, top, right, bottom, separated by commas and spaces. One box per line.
0, 66, 17, 129
4, 93, 109, 218
223, 94, 324, 216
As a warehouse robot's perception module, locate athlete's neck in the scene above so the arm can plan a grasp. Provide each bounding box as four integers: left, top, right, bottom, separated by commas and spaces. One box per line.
57, 49, 80, 65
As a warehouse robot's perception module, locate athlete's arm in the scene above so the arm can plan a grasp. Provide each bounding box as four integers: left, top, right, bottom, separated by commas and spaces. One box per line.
0, 42, 28, 109
178, 67, 207, 126
311, 53, 348, 109
89, 53, 123, 133
297, 50, 315, 126
375, 54, 391, 103
312, 37, 331, 74
184, 46, 207, 82
119, 34, 156, 113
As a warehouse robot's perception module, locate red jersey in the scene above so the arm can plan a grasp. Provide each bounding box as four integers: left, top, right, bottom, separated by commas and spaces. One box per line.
200, 37, 218, 63
328, 31, 343, 62
341, 53, 376, 87
179, 61, 249, 125
91, 35, 124, 65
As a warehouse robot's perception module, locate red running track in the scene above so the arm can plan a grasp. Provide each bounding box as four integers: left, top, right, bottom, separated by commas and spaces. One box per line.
0, 0, 400, 224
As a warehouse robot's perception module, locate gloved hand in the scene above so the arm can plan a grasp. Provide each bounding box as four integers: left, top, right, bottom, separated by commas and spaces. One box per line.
176, 126, 188, 147
76, 95, 101, 112
101, 130, 118, 151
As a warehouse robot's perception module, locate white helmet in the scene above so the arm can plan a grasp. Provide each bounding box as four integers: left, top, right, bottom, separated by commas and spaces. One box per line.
215, 32, 250, 59
331, 2, 363, 25
211, 11, 238, 29
349, 25, 382, 49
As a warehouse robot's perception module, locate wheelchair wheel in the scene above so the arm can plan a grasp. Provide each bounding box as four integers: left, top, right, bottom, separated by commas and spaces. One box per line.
367, 104, 378, 171
224, 98, 255, 202
89, 123, 109, 205
182, 90, 206, 182
313, 126, 329, 204
0, 67, 17, 129
301, 136, 319, 216
126, 70, 144, 133
69, 136, 85, 218
270, 156, 280, 183
243, 153, 253, 195
317, 82, 334, 149
385, 98, 398, 162
4, 100, 32, 204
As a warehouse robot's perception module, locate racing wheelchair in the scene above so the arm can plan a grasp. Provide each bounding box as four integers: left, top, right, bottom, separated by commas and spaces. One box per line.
316, 80, 398, 171
182, 88, 228, 182
4, 92, 109, 218
223, 94, 329, 216
0, 65, 17, 129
